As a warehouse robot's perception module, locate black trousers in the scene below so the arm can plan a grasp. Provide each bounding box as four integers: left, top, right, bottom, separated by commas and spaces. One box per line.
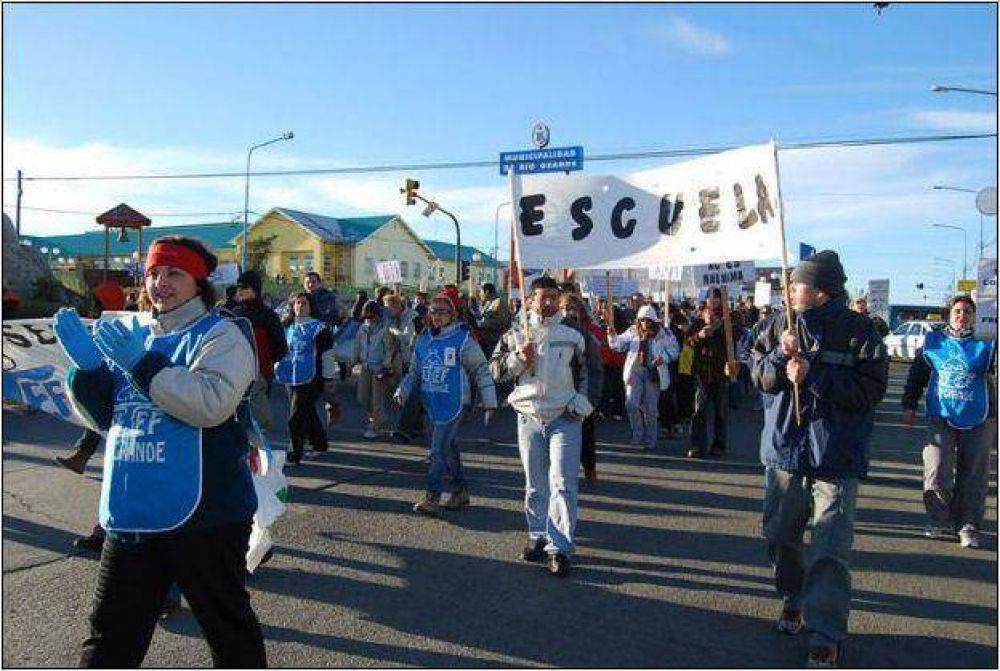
75, 428, 102, 459
80, 521, 266, 668
691, 380, 728, 452
289, 382, 328, 456
600, 365, 625, 417
581, 413, 598, 471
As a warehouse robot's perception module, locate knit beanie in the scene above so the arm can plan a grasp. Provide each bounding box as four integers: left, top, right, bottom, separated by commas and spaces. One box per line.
790, 250, 847, 296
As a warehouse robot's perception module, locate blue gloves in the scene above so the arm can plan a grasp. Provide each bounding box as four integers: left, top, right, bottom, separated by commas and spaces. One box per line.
53, 308, 103, 371
94, 315, 148, 374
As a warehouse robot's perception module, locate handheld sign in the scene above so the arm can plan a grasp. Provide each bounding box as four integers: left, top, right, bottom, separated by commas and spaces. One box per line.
375, 260, 402, 285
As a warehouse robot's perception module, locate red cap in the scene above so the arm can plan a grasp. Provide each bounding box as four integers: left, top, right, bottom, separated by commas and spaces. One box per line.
435, 286, 460, 312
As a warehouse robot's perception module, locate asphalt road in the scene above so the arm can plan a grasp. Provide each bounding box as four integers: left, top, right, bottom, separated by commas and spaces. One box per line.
2, 362, 996, 668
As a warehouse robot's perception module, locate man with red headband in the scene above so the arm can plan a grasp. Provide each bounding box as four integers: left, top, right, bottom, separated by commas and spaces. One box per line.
53, 235, 265, 666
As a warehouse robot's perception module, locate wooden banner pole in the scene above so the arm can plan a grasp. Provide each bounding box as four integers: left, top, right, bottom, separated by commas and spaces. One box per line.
772, 139, 802, 425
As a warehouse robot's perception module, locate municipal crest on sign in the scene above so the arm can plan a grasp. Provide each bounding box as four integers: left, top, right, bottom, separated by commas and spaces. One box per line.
532, 122, 550, 149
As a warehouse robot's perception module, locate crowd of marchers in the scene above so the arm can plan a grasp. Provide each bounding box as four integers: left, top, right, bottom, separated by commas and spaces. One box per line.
41, 236, 996, 670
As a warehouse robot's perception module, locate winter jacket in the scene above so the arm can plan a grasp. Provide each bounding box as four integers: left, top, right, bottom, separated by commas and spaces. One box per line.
751, 298, 889, 478
478, 296, 511, 355
355, 318, 400, 375
490, 312, 592, 423
686, 318, 729, 383
65, 298, 257, 535
233, 298, 287, 380
608, 325, 680, 391
397, 321, 497, 413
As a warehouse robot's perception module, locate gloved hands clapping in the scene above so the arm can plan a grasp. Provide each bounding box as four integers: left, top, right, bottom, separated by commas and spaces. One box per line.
93, 315, 147, 374
53, 308, 103, 371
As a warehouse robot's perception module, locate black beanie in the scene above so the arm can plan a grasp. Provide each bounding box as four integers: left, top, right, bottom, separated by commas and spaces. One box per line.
236, 270, 262, 296
790, 250, 847, 296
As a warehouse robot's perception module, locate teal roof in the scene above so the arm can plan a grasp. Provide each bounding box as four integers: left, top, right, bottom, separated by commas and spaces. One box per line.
273, 207, 395, 243
22, 221, 242, 258
423, 239, 494, 264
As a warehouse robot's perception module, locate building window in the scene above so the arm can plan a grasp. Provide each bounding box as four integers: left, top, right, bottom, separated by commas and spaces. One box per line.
364, 257, 374, 275
323, 255, 332, 272
289, 255, 298, 274
413, 262, 421, 280
304, 254, 314, 272
399, 261, 409, 278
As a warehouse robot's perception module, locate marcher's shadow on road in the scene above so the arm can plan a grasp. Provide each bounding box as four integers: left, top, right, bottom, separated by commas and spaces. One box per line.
1, 515, 89, 560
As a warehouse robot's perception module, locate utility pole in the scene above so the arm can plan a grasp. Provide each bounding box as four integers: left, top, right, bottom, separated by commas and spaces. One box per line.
15, 170, 23, 241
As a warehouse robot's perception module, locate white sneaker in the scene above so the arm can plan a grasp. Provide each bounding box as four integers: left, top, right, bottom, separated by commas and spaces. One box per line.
363, 427, 378, 439
958, 524, 980, 549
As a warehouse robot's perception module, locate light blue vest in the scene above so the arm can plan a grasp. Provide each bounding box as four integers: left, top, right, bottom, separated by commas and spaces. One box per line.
274, 318, 323, 385
100, 313, 222, 533
415, 326, 469, 424
923, 329, 994, 430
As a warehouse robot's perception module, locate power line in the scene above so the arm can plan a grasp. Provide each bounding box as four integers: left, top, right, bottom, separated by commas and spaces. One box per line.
3, 132, 994, 183
14, 205, 243, 218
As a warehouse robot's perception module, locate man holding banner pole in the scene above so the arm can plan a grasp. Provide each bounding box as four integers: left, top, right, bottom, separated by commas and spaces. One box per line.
750, 250, 888, 667
490, 276, 593, 577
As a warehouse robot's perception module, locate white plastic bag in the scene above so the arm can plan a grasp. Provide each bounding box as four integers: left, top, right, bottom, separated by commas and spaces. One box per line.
246, 520, 273, 574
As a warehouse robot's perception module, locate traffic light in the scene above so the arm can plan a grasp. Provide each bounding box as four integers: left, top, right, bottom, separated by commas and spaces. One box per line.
460, 260, 470, 281
916, 283, 925, 290
402, 179, 420, 206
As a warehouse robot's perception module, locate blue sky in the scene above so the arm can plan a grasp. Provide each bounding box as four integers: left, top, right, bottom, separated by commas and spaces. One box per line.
3, 2, 997, 304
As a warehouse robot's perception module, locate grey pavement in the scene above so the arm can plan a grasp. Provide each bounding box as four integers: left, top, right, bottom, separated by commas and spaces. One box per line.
2, 363, 996, 668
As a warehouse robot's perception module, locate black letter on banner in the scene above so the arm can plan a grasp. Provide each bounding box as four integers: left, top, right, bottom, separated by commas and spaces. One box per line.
698, 188, 721, 233
519, 194, 546, 236
570, 196, 594, 241
755, 175, 775, 223
24, 324, 57, 346
2, 325, 31, 349
658, 194, 683, 235
610, 198, 637, 238
734, 183, 758, 229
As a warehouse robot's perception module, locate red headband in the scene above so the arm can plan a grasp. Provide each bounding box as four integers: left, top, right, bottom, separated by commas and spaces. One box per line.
145, 243, 209, 281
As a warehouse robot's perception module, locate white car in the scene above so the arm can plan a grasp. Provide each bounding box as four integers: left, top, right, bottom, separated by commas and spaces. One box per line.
883, 320, 944, 361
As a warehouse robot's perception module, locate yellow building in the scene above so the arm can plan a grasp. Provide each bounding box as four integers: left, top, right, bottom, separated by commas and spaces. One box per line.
236, 207, 496, 290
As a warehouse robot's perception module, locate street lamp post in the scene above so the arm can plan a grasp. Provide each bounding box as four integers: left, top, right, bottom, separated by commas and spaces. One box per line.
933, 185, 986, 261
930, 84, 997, 97
243, 131, 294, 271
493, 201, 510, 288
932, 224, 969, 283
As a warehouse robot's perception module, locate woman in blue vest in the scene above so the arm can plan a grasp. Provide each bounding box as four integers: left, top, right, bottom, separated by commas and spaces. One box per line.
393, 291, 497, 515
276, 290, 337, 464
53, 236, 266, 667
903, 295, 997, 549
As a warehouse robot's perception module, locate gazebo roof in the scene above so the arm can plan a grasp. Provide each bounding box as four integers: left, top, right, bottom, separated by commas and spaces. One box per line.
96, 203, 151, 229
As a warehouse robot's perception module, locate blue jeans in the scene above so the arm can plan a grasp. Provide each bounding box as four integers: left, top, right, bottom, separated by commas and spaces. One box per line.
625, 370, 659, 449
762, 468, 857, 648
427, 410, 466, 495
517, 413, 583, 556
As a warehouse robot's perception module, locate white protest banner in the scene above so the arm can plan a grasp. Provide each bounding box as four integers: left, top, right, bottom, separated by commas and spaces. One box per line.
688, 260, 756, 289
977, 257, 997, 298
976, 298, 997, 340
754, 281, 775, 307
208, 262, 240, 286
375, 260, 402, 285
514, 142, 783, 269
867, 279, 890, 319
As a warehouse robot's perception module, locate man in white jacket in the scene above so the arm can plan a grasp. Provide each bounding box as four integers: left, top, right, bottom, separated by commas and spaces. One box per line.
607, 305, 680, 450
490, 276, 592, 577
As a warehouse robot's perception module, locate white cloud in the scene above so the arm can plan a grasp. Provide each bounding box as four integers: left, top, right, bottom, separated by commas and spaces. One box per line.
668, 18, 732, 56
907, 110, 997, 133
0, 136, 509, 254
